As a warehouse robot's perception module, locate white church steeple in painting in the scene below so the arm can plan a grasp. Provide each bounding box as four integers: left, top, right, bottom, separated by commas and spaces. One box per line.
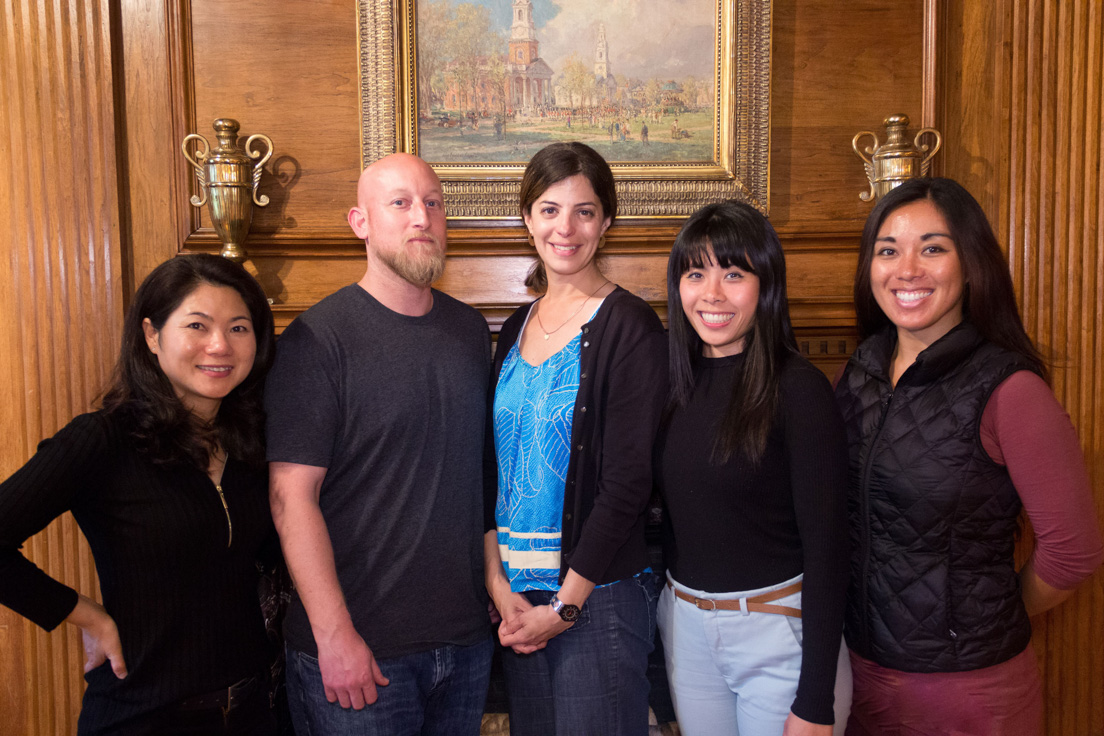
594, 23, 611, 79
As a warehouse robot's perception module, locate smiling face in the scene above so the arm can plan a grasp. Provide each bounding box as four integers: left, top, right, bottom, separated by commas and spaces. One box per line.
523, 174, 611, 284
143, 282, 257, 421
349, 153, 447, 287
871, 198, 965, 348
679, 248, 761, 358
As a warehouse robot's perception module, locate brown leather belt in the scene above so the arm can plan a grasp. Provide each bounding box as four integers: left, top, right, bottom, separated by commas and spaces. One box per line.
667, 579, 802, 618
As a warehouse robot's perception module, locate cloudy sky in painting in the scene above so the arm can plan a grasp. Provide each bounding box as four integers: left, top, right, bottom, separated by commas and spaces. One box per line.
455, 0, 716, 81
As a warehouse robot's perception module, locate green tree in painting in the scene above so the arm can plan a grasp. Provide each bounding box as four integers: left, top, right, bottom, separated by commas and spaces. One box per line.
417, 0, 453, 114
682, 76, 700, 110
560, 53, 593, 108
485, 53, 507, 117
443, 3, 502, 116
644, 78, 663, 110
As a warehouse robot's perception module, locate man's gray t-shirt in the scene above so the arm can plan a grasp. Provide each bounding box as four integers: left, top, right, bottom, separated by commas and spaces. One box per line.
265, 284, 491, 659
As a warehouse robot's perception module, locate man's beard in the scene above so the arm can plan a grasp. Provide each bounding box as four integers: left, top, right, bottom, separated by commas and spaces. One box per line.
379, 235, 446, 287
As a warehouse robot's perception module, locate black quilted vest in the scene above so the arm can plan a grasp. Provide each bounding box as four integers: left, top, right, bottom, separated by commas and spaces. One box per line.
835, 323, 1036, 672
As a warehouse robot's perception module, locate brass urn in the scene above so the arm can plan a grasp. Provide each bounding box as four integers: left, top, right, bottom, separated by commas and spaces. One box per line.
182, 119, 273, 261
852, 114, 942, 201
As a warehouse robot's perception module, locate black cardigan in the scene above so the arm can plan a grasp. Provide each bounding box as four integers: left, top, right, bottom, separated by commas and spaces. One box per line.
484, 286, 668, 584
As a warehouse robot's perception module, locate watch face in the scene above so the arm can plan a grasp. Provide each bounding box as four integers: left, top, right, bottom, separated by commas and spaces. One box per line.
552, 597, 581, 622
559, 604, 581, 622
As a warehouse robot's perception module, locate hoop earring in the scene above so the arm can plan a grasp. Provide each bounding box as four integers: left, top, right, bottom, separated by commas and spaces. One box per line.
597, 235, 607, 250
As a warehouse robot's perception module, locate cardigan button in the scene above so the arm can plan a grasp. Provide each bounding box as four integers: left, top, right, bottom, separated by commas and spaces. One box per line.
580, 406, 587, 413
583, 327, 590, 333
565, 513, 572, 520
583, 341, 590, 347
576, 444, 583, 451
581, 372, 587, 379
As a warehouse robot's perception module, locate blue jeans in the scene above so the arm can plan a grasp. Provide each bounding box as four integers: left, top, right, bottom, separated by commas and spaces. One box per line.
501, 573, 660, 736
285, 635, 493, 736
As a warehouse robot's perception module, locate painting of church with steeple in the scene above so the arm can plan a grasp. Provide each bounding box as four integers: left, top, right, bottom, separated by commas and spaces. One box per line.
415, 0, 716, 163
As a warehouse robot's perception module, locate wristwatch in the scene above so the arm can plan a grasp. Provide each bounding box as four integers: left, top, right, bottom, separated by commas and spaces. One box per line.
550, 595, 581, 623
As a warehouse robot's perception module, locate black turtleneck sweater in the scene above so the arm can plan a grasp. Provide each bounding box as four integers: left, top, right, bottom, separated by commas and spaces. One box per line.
656, 351, 850, 725
0, 411, 274, 735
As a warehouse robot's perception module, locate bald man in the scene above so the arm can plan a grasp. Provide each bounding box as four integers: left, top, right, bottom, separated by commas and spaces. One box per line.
265, 154, 493, 735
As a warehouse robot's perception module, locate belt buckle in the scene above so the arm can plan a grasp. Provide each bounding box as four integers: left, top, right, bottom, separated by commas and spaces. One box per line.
693, 597, 716, 611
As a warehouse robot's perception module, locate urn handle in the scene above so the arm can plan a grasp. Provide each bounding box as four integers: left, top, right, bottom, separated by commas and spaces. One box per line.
181, 134, 211, 207
852, 131, 880, 202
914, 128, 943, 177
245, 134, 274, 207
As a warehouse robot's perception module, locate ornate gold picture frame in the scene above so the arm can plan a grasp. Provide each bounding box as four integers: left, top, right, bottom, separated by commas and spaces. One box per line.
357, 0, 771, 220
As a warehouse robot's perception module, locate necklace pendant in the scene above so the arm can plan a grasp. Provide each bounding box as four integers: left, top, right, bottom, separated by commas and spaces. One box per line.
544, 333, 550, 340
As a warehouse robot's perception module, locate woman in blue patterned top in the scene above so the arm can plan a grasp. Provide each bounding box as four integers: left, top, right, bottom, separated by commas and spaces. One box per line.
483, 142, 668, 735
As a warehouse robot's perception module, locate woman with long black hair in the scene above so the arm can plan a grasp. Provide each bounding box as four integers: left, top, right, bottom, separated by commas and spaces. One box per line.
836, 178, 1103, 735
0, 254, 278, 735
657, 201, 851, 736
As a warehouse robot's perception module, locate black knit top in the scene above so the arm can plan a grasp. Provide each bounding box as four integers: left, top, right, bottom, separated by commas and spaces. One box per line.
656, 352, 850, 725
0, 411, 274, 734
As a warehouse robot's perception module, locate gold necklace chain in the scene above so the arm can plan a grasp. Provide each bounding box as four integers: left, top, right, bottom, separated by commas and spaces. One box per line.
535, 280, 610, 340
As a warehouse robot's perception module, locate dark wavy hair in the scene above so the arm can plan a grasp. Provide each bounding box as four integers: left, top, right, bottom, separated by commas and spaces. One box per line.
855, 177, 1046, 379
101, 254, 276, 468
519, 141, 617, 292
667, 200, 798, 464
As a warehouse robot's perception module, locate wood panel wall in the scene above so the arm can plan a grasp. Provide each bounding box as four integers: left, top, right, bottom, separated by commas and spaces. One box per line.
939, 1, 1104, 733
2, 0, 1101, 733
0, 0, 124, 734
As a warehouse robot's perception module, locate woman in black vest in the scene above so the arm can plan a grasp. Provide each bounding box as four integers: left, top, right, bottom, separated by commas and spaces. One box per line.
0, 255, 279, 735
835, 178, 1103, 735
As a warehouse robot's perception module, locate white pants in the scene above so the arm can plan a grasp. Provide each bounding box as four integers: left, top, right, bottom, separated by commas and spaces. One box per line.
657, 573, 851, 736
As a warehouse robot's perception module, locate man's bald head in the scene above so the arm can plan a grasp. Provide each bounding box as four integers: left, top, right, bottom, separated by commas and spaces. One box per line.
355, 153, 442, 211
348, 153, 447, 288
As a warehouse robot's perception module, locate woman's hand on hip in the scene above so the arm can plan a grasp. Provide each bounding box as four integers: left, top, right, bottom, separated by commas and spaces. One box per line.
782, 712, 833, 736
66, 594, 127, 679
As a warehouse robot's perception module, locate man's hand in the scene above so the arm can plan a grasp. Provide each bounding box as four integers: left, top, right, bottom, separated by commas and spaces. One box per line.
316, 626, 390, 709
782, 711, 833, 736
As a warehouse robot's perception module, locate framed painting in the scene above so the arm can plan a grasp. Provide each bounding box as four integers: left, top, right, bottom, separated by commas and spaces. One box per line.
357, 0, 770, 219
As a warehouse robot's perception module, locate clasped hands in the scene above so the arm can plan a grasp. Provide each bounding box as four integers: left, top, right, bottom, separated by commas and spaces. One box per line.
493, 590, 573, 654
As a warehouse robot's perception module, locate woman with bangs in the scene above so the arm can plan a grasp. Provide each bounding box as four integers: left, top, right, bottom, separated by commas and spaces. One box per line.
656, 201, 852, 736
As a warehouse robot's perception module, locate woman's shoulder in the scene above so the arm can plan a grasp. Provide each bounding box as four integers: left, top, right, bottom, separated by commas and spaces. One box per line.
500, 300, 536, 340
780, 352, 832, 388
27, 410, 122, 474
49, 410, 118, 446
599, 287, 663, 333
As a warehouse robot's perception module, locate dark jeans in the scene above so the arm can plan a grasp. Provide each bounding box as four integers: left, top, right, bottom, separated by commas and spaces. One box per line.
501, 572, 660, 736
285, 635, 493, 736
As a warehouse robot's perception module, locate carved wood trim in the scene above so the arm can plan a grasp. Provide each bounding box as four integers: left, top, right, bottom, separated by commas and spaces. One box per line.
941, 2, 1104, 732
0, 1, 125, 734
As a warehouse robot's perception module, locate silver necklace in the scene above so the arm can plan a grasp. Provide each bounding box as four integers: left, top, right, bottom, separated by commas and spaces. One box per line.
535, 280, 610, 340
